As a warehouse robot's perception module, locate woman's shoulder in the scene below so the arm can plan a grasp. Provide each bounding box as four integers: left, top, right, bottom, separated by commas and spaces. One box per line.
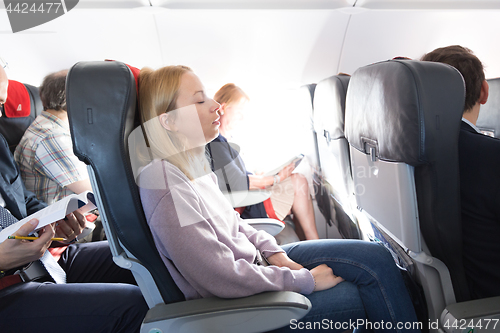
214, 134, 225, 142
137, 159, 190, 191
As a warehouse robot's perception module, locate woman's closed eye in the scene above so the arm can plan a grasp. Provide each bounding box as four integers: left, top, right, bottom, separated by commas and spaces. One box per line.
197, 95, 206, 104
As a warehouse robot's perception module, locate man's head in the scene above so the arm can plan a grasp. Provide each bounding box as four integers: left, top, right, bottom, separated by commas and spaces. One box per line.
421, 45, 487, 113
39, 69, 69, 111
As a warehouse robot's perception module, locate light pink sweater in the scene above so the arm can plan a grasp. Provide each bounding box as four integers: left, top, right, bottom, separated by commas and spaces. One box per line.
138, 159, 314, 300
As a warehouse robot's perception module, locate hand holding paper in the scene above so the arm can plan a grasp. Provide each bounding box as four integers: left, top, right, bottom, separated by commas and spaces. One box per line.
54, 211, 87, 242
0, 191, 96, 244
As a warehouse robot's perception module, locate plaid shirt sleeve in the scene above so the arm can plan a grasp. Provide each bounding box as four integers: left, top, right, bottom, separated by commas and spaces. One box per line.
34, 133, 89, 188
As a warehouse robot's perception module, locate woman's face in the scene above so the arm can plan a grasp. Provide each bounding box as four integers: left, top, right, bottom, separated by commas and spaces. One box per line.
221, 98, 247, 136
165, 71, 221, 147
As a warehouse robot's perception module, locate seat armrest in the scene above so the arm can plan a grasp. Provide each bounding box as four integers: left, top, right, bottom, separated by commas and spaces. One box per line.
245, 218, 284, 236
141, 291, 311, 333
440, 296, 500, 333
223, 190, 271, 208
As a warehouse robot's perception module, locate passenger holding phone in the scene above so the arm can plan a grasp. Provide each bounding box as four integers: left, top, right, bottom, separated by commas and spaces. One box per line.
208, 83, 319, 240
137, 65, 421, 332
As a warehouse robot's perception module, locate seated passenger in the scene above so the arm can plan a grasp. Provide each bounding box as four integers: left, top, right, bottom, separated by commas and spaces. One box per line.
421, 45, 500, 299
0, 64, 148, 332
14, 70, 92, 205
136, 65, 421, 332
207, 83, 319, 241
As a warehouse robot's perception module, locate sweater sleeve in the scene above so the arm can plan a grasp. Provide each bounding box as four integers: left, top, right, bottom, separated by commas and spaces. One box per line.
237, 218, 285, 259
145, 167, 314, 299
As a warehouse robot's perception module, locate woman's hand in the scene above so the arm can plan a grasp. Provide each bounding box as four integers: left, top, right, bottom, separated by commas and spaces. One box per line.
277, 162, 295, 182
0, 219, 54, 271
310, 264, 344, 292
266, 252, 303, 270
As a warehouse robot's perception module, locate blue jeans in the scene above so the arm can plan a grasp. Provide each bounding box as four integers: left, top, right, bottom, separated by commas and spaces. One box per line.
274, 239, 421, 333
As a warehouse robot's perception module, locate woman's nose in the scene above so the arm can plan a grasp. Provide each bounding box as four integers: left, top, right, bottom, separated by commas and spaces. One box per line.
212, 100, 221, 114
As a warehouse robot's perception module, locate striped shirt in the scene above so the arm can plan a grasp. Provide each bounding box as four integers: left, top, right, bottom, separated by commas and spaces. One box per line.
14, 111, 88, 205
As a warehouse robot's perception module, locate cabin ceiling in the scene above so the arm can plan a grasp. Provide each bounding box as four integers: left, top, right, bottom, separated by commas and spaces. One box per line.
32, 0, 500, 10
2, 0, 500, 85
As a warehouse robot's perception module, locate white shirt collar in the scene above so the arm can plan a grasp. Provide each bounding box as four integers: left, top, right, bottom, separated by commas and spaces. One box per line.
461, 118, 482, 134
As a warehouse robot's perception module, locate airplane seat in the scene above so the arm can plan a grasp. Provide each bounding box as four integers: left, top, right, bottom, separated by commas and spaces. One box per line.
300, 83, 319, 175
298, 83, 334, 229
476, 77, 500, 138
0, 80, 43, 152
66, 60, 311, 333
313, 74, 360, 239
345, 59, 500, 330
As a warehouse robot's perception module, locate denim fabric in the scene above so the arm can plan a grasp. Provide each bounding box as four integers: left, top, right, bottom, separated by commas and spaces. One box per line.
275, 239, 421, 333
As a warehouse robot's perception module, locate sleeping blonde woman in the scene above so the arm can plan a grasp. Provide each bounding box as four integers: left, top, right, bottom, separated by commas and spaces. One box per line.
136, 65, 421, 333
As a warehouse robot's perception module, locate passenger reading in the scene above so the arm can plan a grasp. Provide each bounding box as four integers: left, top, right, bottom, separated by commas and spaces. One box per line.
262, 153, 305, 177
0, 190, 95, 243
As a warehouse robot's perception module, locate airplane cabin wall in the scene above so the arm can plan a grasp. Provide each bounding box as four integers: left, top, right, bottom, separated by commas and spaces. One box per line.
339, 9, 500, 79
1, 6, 500, 172
0, 9, 164, 85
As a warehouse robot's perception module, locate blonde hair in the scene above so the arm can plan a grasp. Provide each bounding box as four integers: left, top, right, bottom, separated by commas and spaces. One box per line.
138, 65, 210, 180
214, 83, 249, 106
214, 83, 249, 135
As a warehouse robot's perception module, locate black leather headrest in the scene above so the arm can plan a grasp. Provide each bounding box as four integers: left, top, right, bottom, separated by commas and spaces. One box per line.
476, 77, 500, 138
66, 61, 184, 303
314, 74, 350, 141
345, 60, 465, 165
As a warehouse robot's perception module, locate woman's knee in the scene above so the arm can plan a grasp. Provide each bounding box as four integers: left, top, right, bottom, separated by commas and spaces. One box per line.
291, 173, 309, 196
366, 242, 394, 263
344, 241, 393, 266
350, 241, 400, 280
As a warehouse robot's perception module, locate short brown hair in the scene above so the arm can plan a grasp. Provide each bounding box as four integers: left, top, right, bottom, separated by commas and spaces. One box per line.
39, 70, 68, 111
421, 45, 484, 112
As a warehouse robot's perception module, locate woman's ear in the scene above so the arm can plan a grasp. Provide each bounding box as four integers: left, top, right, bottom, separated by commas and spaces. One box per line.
219, 103, 226, 115
159, 113, 176, 131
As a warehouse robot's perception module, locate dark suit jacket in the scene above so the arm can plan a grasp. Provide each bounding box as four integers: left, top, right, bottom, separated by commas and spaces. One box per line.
207, 134, 267, 219
0, 133, 46, 220
459, 121, 500, 299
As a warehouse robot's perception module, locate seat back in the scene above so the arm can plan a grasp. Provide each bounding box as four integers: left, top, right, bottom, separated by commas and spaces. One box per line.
476, 77, 500, 138
0, 80, 43, 152
66, 61, 184, 307
313, 74, 359, 239
299, 84, 319, 173
297, 83, 336, 229
345, 60, 469, 322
